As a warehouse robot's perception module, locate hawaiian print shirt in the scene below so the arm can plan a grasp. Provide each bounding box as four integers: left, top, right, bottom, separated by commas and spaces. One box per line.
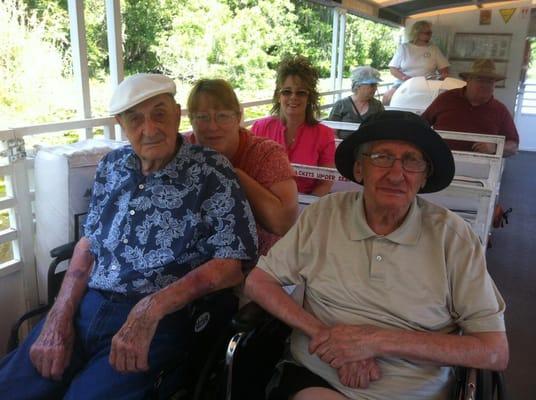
84, 141, 258, 296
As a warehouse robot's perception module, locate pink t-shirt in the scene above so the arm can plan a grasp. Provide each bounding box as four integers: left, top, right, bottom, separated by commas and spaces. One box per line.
188, 128, 294, 256
251, 116, 335, 194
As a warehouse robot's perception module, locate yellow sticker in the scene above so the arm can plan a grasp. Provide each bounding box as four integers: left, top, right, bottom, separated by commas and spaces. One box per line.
499, 8, 516, 23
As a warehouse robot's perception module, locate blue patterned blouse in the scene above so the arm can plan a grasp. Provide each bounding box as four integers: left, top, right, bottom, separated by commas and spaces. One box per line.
84, 141, 258, 296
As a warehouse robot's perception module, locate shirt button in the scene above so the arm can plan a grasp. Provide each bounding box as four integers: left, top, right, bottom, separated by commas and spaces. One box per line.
376, 255, 383, 262
138, 184, 144, 190
129, 210, 135, 215
123, 239, 128, 244
110, 264, 118, 271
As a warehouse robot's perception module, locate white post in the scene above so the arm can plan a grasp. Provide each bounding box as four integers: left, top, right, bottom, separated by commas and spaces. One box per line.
68, 0, 92, 139
330, 8, 340, 105
336, 10, 346, 96
105, 0, 124, 141
11, 158, 39, 309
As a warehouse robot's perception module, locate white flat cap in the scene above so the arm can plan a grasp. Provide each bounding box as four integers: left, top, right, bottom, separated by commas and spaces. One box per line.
109, 73, 176, 115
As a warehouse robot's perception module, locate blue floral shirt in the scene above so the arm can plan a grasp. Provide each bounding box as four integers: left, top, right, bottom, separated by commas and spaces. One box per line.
84, 141, 258, 296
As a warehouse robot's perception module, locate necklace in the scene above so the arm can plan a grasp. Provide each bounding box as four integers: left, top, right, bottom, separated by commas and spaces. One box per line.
286, 135, 296, 147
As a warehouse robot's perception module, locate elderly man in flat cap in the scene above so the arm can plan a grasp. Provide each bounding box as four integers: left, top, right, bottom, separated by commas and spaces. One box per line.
245, 111, 508, 400
0, 73, 257, 399
422, 58, 519, 157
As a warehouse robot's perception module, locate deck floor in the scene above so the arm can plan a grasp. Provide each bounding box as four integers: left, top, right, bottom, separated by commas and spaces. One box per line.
486, 150, 536, 399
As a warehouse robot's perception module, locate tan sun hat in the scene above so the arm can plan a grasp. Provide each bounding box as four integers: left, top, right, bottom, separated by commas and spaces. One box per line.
459, 59, 505, 81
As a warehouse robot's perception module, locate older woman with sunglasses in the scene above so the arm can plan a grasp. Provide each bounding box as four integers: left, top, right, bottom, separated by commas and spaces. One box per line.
252, 56, 336, 196
187, 79, 298, 256
383, 20, 449, 105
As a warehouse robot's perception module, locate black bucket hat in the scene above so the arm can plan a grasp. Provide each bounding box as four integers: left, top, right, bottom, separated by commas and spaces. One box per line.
335, 110, 454, 193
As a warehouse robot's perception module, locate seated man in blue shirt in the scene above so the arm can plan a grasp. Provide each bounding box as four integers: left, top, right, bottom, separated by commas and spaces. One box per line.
0, 73, 258, 400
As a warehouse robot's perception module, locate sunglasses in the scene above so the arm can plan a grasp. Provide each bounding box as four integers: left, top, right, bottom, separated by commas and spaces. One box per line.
279, 89, 309, 98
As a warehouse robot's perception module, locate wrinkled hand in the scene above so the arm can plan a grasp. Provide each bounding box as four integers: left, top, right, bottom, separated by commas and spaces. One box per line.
29, 308, 75, 381
309, 325, 382, 369
472, 142, 497, 154
109, 296, 159, 373
337, 359, 381, 389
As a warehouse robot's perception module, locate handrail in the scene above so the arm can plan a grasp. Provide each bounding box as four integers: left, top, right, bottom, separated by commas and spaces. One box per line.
0, 85, 407, 142
0, 117, 117, 140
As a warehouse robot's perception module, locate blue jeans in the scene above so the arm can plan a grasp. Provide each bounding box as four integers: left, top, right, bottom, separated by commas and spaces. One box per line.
0, 289, 191, 400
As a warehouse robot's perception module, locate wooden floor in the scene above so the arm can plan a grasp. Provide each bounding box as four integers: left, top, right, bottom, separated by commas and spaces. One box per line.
486, 151, 536, 399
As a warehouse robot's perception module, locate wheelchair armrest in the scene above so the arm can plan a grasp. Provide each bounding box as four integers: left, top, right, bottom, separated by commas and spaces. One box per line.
49, 241, 76, 261
454, 366, 507, 400
7, 304, 50, 352
231, 301, 273, 332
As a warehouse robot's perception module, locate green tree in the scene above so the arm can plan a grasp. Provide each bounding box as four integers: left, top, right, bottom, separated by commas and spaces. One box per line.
1, 0, 69, 127
156, 0, 300, 89
123, 0, 174, 75
292, 0, 333, 77
345, 14, 398, 75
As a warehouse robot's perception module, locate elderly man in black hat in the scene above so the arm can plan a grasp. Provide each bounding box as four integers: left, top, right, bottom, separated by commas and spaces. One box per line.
0, 73, 258, 399
422, 58, 519, 157
245, 111, 508, 400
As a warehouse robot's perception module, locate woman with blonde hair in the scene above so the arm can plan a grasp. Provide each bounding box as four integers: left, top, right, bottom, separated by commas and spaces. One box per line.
252, 55, 335, 196
383, 20, 449, 105
187, 78, 298, 256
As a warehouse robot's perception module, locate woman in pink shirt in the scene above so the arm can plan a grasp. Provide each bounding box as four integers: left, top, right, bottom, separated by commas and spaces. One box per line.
187, 79, 298, 256
251, 56, 336, 196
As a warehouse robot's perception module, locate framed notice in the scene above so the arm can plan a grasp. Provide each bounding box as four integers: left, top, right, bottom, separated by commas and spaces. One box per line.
450, 33, 512, 61
449, 33, 511, 88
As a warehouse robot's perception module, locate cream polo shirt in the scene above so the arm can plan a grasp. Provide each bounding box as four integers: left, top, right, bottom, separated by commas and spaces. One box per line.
257, 191, 505, 400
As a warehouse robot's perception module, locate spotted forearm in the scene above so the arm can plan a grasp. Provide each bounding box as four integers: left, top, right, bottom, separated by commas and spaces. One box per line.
51, 237, 94, 318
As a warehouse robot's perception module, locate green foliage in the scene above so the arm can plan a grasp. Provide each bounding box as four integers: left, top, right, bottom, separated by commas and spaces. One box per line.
123, 0, 174, 75
3, 0, 400, 129
156, 0, 301, 89
84, 0, 108, 78
0, 0, 71, 127
292, 0, 333, 76
345, 15, 398, 74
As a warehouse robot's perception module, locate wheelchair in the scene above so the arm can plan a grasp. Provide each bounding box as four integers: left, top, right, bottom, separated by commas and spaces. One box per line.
6, 239, 240, 400
7, 239, 508, 400
223, 301, 509, 400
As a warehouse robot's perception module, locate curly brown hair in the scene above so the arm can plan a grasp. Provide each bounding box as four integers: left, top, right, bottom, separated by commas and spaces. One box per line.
271, 55, 320, 125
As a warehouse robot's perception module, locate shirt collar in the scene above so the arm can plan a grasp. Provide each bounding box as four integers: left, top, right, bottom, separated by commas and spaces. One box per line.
124, 134, 184, 178
351, 192, 422, 245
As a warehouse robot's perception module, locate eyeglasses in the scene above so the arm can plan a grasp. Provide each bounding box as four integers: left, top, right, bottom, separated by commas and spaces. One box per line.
420, 31, 433, 35
191, 111, 238, 126
363, 152, 428, 173
279, 89, 309, 98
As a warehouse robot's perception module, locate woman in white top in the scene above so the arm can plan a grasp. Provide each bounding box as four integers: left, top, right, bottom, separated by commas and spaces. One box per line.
383, 20, 449, 105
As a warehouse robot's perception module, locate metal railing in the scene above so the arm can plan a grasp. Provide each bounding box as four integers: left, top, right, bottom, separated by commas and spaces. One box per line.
515, 81, 536, 116
0, 88, 358, 283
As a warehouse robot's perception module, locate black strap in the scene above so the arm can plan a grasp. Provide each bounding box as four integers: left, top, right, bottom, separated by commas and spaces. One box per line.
348, 96, 361, 117
349, 96, 368, 123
